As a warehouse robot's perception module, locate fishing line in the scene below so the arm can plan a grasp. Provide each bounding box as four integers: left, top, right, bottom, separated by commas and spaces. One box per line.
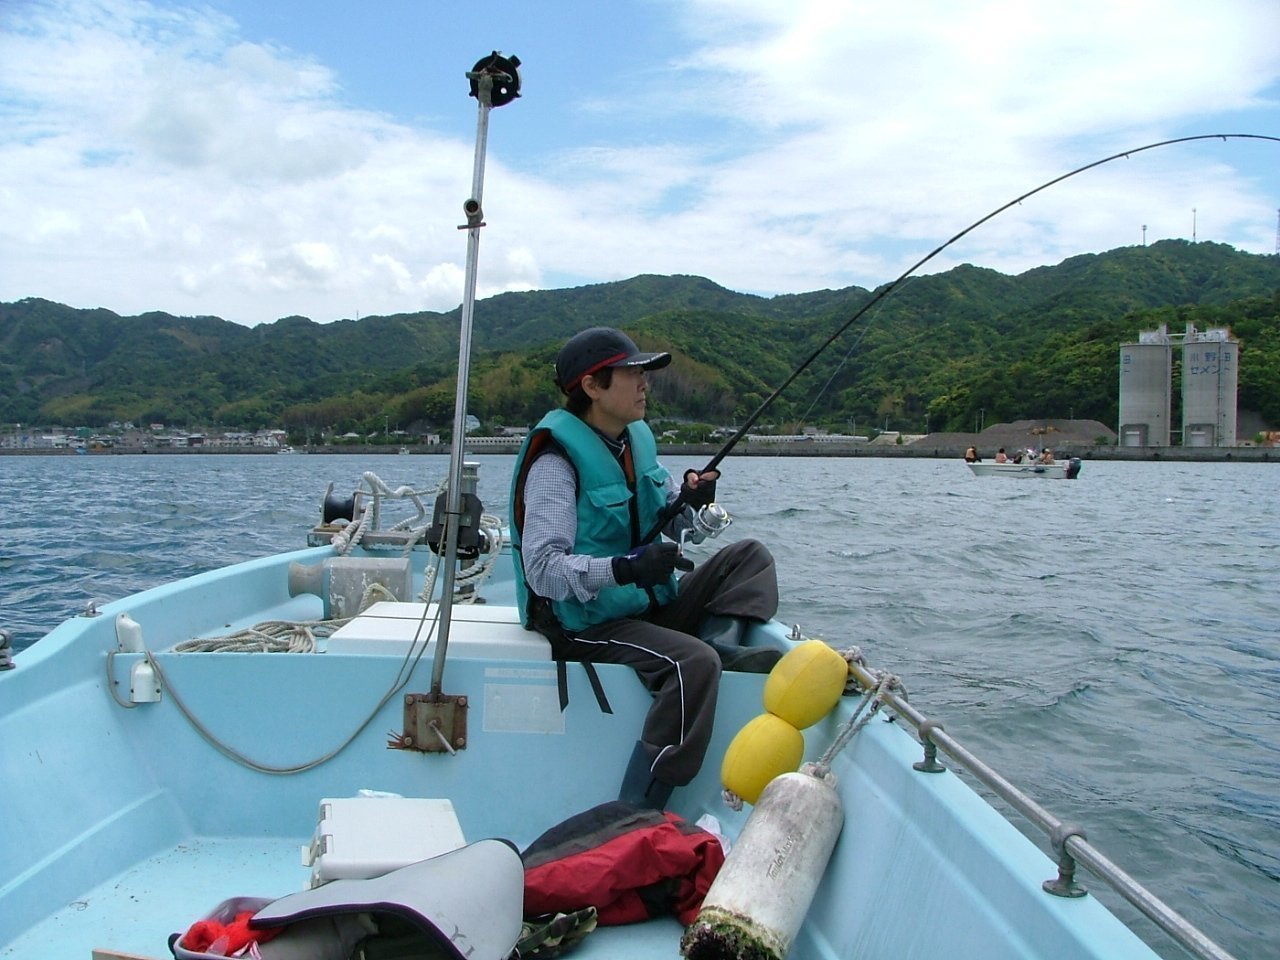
793, 276, 917, 433
643, 132, 1280, 543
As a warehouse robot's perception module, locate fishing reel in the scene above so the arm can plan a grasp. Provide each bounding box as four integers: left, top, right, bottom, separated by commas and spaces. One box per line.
692, 502, 733, 539
680, 503, 733, 551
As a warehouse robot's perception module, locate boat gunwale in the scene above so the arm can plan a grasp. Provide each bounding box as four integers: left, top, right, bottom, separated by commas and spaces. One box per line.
842, 659, 1236, 960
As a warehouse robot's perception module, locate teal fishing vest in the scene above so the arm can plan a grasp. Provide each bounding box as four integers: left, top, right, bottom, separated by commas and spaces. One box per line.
511, 409, 677, 634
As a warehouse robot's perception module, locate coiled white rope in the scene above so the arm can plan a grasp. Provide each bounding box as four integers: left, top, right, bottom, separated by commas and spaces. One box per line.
173, 623, 331, 654
417, 512, 505, 603
331, 472, 429, 555
331, 471, 439, 554
171, 582, 400, 653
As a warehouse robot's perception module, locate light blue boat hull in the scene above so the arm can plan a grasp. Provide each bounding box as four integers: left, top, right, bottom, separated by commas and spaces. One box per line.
2, 542, 1161, 959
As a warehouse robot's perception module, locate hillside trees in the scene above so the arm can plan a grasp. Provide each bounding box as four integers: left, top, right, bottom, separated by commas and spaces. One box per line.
1, 242, 1277, 436
1233, 291, 1280, 425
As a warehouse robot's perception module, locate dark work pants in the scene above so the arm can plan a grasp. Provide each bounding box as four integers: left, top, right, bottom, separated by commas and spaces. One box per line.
567, 539, 778, 787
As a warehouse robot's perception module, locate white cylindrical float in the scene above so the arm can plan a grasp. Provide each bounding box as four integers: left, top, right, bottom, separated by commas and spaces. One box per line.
682, 765, 843, 960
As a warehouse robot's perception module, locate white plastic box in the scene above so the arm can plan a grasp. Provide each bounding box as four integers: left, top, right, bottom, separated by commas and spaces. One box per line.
302, 796, 466, 888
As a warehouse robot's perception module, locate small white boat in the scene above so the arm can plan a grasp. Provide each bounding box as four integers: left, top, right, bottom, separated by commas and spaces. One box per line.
968, 457, 1082, 479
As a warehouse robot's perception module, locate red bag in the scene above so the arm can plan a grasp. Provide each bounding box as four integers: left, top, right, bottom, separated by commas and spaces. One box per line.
521, 801, 725, 926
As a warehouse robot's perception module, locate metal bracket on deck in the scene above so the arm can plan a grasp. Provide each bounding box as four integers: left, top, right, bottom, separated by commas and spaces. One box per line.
913, 720, 947, 773
389, 693, 469, 753
1043, 823, 1089, 898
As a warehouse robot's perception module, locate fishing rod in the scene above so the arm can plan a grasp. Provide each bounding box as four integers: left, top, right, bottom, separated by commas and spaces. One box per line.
644, 132, 1280, 544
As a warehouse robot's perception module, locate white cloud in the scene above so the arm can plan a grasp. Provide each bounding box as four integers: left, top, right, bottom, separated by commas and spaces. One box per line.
421, 261, 466, 308
0, 0, 1276, 325
32, 207, 83, 239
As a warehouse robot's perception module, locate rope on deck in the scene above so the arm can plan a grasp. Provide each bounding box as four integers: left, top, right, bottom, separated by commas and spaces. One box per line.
172, 582, 398, 653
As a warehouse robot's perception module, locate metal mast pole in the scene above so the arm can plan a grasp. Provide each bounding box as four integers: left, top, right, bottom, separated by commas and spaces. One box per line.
430, 52, 520, 696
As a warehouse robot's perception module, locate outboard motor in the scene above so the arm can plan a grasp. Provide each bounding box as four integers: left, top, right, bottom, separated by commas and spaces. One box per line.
1066, 457, 1082, 480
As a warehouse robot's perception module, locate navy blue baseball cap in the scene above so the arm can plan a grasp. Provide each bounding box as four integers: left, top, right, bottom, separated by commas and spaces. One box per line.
555, 327, 671, 395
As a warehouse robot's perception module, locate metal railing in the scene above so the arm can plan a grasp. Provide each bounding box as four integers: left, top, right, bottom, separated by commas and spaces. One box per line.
845, 659, 1238, 960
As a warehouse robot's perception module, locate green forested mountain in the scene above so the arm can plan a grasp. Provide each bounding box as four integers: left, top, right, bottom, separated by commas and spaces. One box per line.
2, 239, 1278, 438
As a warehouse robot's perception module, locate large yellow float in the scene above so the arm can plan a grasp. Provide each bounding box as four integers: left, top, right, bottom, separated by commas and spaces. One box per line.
720, 639, 848, 804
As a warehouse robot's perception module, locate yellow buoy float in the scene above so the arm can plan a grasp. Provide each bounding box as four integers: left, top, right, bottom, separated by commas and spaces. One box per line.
719, 714, 803, 806
721, 640, 849, 805
763, 638, 849, 729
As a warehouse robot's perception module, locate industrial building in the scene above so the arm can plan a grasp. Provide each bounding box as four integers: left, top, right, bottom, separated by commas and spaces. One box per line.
1118, 326, 1173, 446
1118, 323, 1239, 447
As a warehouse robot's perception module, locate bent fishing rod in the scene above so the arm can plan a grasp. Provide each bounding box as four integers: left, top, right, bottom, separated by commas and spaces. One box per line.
644, 132, 1280, 544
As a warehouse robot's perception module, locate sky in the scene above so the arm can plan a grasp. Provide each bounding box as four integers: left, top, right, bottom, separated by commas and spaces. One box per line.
1, 0, 1277, 328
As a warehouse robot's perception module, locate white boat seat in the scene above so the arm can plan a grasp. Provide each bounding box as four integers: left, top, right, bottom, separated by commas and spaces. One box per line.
325, 602, 552, 659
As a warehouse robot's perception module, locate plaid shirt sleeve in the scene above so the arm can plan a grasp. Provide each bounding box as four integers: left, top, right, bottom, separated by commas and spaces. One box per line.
521, 450, 619, 602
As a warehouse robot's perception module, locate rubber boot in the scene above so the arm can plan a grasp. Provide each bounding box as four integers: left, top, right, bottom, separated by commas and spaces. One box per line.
700, 614, 746, 655
700, 615, 783, 674
618, 741, 674, 810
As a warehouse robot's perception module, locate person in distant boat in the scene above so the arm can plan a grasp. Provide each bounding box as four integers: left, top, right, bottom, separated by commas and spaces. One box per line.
995, 448, 1008, 463
964, 446, 980, 462
1039, 448, 1055, 464
510, 326, 781, 811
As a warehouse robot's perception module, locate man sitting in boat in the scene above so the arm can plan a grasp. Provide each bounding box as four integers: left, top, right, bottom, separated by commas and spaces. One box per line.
510, 326, 781, 811
995, 448, 1008, 463
1039, 448, 1056, 464
964, 446, 980, 462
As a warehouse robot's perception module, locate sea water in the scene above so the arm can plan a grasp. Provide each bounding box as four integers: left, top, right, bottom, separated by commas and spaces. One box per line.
1, 453, 1276, 958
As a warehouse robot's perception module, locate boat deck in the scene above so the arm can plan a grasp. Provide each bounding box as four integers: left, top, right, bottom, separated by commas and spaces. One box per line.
4, 835, 685, 959
3, 542, 1194, 960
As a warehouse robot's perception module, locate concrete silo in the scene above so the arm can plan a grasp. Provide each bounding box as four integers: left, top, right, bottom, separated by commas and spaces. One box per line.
1118, 326, 1172, 447
1182, 325, 1239, 447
